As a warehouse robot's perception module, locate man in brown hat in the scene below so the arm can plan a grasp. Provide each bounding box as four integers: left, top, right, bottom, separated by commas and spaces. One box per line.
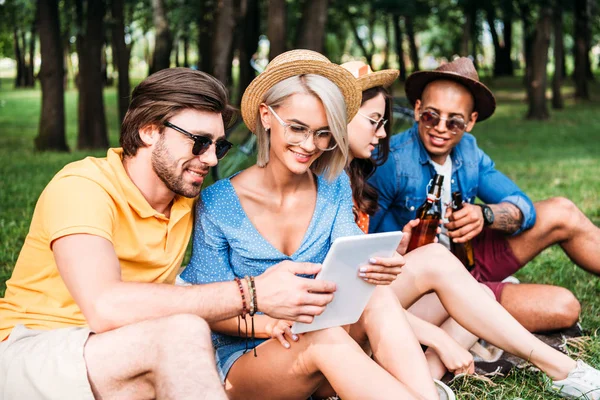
368, 57, 600, 333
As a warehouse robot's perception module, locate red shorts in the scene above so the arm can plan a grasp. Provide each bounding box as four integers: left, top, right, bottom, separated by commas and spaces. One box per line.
470, 228, 523, 302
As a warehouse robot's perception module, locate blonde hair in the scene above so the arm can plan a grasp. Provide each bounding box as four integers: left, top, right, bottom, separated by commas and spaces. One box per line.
254, 74, 348, 181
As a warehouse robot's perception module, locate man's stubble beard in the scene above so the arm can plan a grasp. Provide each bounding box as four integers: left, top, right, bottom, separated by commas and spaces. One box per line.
151, 137, 203, 198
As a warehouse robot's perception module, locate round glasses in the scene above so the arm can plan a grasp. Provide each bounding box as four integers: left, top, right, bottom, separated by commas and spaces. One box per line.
358, 112, 388, 132
268, 106, 337, 151
419, 110, 467, 134
164, 121, 233, 159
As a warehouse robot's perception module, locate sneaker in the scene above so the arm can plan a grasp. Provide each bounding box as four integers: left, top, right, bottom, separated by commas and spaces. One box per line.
434, 379, 456, 400
501, 275, 521, 284
550, 360, 600, 399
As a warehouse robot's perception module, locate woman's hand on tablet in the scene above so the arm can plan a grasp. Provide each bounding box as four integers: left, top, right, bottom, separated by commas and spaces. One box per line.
264, 318, 299, 349
358, 252, 405, 285
397, 219, 442, 255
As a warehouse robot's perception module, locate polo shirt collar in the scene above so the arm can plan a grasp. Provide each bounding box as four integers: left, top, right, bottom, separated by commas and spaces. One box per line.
107, 148, 193, 220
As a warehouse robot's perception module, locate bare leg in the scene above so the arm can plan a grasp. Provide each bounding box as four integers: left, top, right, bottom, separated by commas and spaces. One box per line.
507, 197, 600, 275
84, 314, 226, 400
499, 283, 581, 332
392, 243, 576, 380
225, 325, 425, 400
408, 288, 492, 379
348, 286, 438, 399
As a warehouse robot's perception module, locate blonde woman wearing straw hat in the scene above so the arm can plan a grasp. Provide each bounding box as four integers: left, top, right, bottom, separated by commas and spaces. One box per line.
341, 61, 600, 399
179, 50, 449, 400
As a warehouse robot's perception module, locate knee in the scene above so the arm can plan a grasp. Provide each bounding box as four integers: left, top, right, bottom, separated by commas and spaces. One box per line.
366, 286, 401, 311
552, 289, 581, 328
538, 197, 583, 235
406, 243, 467, 284
159, 314, 212, 348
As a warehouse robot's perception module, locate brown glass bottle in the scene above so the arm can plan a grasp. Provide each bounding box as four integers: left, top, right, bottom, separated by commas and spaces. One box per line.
449, 192, 475, 271
407, 174, 444, 252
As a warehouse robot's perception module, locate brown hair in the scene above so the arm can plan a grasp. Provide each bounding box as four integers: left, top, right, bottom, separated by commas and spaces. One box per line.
346, 86, 392, 219
120, 68, 236, 156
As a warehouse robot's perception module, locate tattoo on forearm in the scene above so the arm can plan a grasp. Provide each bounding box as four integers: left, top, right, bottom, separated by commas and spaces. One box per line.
490, 203, 523, 234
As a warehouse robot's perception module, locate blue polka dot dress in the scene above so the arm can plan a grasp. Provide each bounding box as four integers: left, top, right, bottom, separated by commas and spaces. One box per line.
179, 171, 363, 381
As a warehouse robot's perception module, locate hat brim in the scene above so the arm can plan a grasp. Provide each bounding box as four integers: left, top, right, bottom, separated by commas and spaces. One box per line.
405, 70, 496, 122
358, 69, 399, 91
241, 62, 362, 134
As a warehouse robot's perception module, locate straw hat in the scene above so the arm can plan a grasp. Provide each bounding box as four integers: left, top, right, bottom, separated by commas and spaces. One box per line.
405, 57, 496, 122
340, 61, 399, 91
241, 50, 362, 133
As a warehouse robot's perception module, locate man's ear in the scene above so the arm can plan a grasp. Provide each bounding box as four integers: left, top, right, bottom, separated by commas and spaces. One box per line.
139, 124, 160, 146
259, 103, 271, 131
465, 111, 478, 132
414, 99, 421, 122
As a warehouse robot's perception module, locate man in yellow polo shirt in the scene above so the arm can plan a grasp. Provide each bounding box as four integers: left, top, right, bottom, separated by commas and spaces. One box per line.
0, 68, 337, 399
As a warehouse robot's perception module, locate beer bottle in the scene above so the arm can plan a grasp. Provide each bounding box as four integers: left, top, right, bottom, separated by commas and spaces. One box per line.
449, 192, 475, 271
407, 174, 444, 252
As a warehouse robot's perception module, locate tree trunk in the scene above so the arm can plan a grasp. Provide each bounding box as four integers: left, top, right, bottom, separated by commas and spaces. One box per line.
470, 7, 479, 68
268, 0, 286, 60
552, 4, 564, 110
36, 0, 68, 152
296, 0, 328, 52
211, 0, 236, 85
27, 14, 38, 87
500, 0, 514, 76
198, 0, 215, 72
347, 11, 373, 67
76, 0, 109, 149
382, 15, 391, 70
150, 0, 172, 73
237, 0, 260, 104
405, 15, 420, 72
393, 14, 407, 81
110, 0, 131, 126
174, 37, 180, 67
526, 7, 551, 120
183, 33, 189, 67
461, 7, 472, 56
520, 2, 534, 89
574, 0, 589, 99
486, 5, 512, 77
13, 28, 25, 87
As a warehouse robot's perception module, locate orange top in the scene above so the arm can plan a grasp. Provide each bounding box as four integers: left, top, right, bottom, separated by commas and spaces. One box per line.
353, 203, 370, 234
0, 148, 194, 340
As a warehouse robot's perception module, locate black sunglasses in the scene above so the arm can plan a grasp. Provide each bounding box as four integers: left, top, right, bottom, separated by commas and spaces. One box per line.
164, 121, 233, 159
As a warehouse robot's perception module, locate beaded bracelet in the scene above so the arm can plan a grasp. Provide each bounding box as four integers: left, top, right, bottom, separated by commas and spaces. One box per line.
245, 276, 256, 316
244, 275, 258, 357
249, 276, 257, 314
234, 277, 247, 318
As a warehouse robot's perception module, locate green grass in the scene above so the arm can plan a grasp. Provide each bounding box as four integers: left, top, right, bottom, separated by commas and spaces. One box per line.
1, 77, 600, 399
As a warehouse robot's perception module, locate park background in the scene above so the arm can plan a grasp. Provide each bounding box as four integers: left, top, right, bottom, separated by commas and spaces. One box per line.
0, 0, 599, 398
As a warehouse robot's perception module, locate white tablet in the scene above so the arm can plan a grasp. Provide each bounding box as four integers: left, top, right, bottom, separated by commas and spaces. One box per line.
291, 231, 403, 335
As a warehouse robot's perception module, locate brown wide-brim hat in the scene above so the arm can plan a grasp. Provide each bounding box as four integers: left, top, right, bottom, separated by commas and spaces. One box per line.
241, 49, 362, 134
405, 57, 496, 122
340, 61, 399, 91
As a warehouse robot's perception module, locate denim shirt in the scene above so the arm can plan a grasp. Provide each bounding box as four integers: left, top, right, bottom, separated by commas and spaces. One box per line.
368, 123, 536, 235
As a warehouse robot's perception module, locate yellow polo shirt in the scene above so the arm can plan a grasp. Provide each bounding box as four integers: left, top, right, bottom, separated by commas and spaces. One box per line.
0, 148, 195, 340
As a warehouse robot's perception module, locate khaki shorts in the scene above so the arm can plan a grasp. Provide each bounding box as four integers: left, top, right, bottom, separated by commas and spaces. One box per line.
0, 324, 94, 400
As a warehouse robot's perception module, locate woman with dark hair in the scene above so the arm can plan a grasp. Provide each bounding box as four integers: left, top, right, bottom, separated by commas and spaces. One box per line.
340, 61, 600, 399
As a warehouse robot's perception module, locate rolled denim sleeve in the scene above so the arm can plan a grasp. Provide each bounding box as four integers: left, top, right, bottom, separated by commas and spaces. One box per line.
368, 152, 399, 233
476, 148, 536, 234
